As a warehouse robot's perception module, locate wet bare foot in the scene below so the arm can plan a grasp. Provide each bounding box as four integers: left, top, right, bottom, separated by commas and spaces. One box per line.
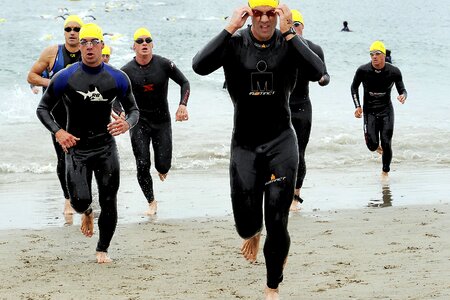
264, 286, 280, 300
241, 232, 261, 262
158, 173, 167, 181
81, 210, 94, 237
64, 213, 73, 226
145, 200, 157, 215
63, 199, 75, 215
381, 171, 389, 181
289, 199, 300, 212
96, 252, 112, 264
376, 145, 383, 154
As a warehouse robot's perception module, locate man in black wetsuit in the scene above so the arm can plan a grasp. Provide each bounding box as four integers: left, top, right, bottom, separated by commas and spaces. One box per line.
351, 40, 407, 177
36, 23, 139, 263
289, 9, 330, 211
28, 15, 84, 216
192, 1, 324, 298
120, 27, 190, 216
341, 21, 351, 32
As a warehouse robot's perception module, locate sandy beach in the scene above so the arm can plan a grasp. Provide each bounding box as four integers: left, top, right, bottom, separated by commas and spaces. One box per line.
1, 201, 449, 299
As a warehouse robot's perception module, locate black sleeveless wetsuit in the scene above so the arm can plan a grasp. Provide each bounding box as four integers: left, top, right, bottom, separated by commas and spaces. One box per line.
37, 62, 139, 252
289, 39, 329, 190
47, 45, 81, 200
351, 62, 407, 173
193, 27, 324, 289
121, 56, 190, 203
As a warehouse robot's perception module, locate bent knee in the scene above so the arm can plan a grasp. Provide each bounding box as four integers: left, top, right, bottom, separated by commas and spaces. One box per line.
70, 199, 91, 214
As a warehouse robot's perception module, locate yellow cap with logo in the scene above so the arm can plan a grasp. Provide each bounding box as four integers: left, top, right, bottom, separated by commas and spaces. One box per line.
133, 27, 152, 41
369, 40, 386, 55
102, 45, 111, 55
79, 23, 103, 41
291, 9, 304, 25
63, 15, 84, 28
248, 0, 279, 9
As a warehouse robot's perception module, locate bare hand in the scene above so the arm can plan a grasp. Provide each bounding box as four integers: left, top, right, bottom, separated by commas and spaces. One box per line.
175, 105, 189, 122
107, 112, 130, 136
225, 6, 252, 34
55, 129, 80, 153
354, 107, 363, 118
397, 94, 406, 104
276, 4, 293, 33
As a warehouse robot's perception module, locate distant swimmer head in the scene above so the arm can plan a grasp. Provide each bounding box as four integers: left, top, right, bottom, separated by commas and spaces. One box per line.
63, 15, 84, 28
133, 27, 152, 41
369, 40, 386, 55
79, 23, 104, 41
248, 0, 279, 9
343, 21, 348, 26
102, 45, 111, 56
291, 9, 304, 26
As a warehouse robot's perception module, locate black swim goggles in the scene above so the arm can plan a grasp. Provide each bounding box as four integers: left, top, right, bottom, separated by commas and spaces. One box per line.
135, 37, 152, 44
64, 27, 81, 32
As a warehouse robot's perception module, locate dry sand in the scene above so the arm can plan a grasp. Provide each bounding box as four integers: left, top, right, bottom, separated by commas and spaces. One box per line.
1, 203, 449, 299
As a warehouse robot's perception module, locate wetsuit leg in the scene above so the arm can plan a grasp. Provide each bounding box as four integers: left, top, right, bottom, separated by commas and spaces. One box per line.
130, 121, 154, 202
151, 121, 172, 175
51, 134, 70, 199
364, 113, 380, 152
290, 101, 312, 189
380, 109, 394, 173
93, 141, 120, 252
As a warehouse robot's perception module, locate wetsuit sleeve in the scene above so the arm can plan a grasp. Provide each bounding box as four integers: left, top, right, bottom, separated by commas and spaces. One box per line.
289, 35, 325, 81
192, 29, 232, 75
167, 61, 190, 106
315, 46, 330, 86
350, 68, 363, 108
36, 72, 66, 134
117, 72, 139, 128
394, 68, 407, 99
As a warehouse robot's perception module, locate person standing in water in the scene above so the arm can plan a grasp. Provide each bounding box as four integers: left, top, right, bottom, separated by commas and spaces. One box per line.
36, 23, 139, 263
351, 40, 407, 177
288, 9, 330, 211
120, 27, 190, 215
28, 15, 84, 216
192, 1, 324, 298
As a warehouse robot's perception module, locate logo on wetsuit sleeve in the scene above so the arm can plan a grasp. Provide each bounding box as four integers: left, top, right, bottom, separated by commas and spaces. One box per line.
77, 87, 111, 102
249, 60, 276, 96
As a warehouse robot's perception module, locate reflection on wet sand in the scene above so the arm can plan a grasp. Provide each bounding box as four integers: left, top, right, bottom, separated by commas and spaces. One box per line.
368, 183, 393, 208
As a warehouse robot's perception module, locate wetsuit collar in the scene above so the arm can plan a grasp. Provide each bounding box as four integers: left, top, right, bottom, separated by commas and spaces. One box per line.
248, 26, 275, 49
134, 57, 152, 68
81, 62, 104, 74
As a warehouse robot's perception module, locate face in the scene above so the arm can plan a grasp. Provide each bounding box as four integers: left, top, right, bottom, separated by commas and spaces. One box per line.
64, 21, 82, 47
102, 54, 110, 63
293, 22, 304, 36
370, 51, 385, 68
251, 6, 278, 41
133, 36, 153, 57
79, 38, 104, 67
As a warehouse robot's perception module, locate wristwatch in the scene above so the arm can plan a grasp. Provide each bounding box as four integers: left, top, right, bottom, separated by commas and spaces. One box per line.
282, 27, 296, 38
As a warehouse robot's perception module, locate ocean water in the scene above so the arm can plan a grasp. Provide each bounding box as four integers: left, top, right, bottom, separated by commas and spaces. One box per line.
0, 0, 449, 228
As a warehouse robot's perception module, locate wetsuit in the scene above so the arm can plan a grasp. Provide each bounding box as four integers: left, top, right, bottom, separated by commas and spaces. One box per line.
47, 45, 81, 200
193, 27, 324, 289
120, 55, 190, 203
351, 62, 407, 173
289, 39, 330, 192
36, 62, 139, 252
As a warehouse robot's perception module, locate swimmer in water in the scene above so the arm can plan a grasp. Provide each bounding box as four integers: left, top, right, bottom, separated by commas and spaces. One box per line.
102, 45, 112, 63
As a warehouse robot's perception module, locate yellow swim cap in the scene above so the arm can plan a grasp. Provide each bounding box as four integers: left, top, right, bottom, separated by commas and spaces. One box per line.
102, 45, 111, 55
133, 27, 152, 41
63, 15, 84, 28
79, 23, 103, 41
291, 9, 304, 25
369, 40, 386, 55
248, 0, 279, 9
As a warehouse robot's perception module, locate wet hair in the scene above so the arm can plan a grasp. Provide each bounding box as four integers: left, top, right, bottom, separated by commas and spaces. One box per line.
343, 21, 348, 26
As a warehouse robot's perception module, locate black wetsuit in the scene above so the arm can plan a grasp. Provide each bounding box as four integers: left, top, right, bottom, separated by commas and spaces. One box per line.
121, 56, 190, 203
47, 45, 81, 200
193, 27, 324, 289
351, 62, 407, 173
37, 62, 139, 252
289, 39, 330, 191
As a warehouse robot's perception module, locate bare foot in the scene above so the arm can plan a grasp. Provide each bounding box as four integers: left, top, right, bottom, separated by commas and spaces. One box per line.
289, 199, 300, 212
145, 200, 157, 215
63, 199, 75, 215
381, 171, 389, 182
81, 210, 94, 237
264, 286, 280, 300
376, 145, 383, 155
158, 173, 167, 181
96, 252, 112, 264
241, 232, 261, 262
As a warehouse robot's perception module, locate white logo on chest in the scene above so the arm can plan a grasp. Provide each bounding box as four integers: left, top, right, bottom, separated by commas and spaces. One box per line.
77, 87, 108, 102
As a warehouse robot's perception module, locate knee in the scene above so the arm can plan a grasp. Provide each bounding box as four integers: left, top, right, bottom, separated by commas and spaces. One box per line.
136, 158, 150, 173
366, 143, 379, 152
70, 197, 91, 214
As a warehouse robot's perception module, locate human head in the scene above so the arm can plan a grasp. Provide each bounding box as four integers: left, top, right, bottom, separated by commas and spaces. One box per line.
343, 21, 348, 27
291, 9, 304, 35
133, 27, 153, 58
102, 45, 111, 63
63, 15, 84, 47
79, 23, 104, 67
248, 0, 280, 41
369, 40, 386, 68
